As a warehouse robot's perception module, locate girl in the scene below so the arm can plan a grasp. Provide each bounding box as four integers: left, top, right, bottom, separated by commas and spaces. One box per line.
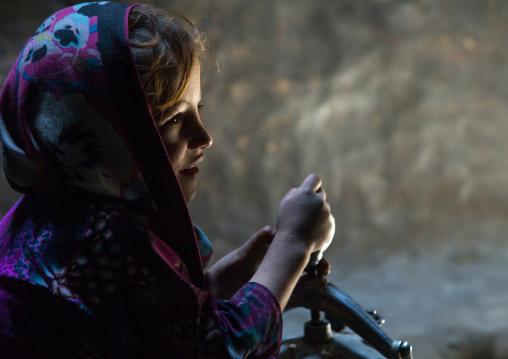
0, 2, 334, 358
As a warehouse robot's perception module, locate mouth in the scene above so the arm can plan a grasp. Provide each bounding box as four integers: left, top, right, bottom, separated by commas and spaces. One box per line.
179, 156, 203, 177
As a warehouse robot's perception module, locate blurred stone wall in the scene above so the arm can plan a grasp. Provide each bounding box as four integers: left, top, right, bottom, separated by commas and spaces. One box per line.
3, 1, 508, 357
1, 0, 508, 263
191, 0, 508, 266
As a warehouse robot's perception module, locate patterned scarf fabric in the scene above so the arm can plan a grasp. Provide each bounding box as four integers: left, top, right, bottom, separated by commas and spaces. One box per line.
0, 3, 282, 358
0, 1, 204, 286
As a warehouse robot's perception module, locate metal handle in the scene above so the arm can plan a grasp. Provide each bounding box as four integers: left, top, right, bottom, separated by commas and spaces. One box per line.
391, 341, 413, 359
320, 281, 413, 359
301, 212, 412, 359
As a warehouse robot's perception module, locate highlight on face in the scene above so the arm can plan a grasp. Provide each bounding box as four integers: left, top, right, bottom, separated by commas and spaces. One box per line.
128, 5, 212, 203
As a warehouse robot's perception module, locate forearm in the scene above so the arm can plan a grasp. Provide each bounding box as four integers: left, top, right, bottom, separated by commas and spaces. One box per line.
204, 226, 275, 300
249, 230, 312, 311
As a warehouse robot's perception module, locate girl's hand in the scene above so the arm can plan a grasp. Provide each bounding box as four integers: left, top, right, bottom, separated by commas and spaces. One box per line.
276, 174, 334, 254
205, 226, 275, 299
250, 174, 336, 310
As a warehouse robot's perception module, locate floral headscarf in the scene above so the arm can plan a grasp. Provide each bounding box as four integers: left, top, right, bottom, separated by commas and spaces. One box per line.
0, 1, 204, 287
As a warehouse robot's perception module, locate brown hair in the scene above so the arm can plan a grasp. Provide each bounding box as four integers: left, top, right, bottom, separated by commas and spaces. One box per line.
128, 5, 206, 119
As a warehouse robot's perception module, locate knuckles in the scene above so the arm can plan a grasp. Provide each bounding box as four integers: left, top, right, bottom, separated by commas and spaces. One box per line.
277, 179, 334, 252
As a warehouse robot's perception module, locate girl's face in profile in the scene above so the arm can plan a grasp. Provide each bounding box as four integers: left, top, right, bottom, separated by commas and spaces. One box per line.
156, 63, 213, 203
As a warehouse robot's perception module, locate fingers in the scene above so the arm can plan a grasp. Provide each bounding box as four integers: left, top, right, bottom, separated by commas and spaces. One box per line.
301, 174, 328, 203
277, 173, 334, 255
248, 226, 276, 248
259, 225, 276, 243
300, 174, 322, 193
318, 187, 327, 202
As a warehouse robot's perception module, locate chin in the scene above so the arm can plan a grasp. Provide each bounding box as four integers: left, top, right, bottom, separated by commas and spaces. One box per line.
176, 175, 197, 203
182, 188, 197, 203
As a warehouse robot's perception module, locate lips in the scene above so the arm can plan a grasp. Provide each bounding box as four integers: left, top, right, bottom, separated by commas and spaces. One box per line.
179, 155, 203, 177
180, 165, 199, 176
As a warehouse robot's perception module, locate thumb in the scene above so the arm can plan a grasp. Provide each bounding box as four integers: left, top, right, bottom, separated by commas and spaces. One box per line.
300, 174, 322, 193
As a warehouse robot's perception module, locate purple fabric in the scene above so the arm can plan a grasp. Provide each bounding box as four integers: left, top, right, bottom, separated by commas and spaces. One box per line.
0, 196, 282, 357
221, 283, 283, 359
0, 3, 141, 197
0, 197, 20, 256
0, 2, 282, 358
0, 0, 203, 285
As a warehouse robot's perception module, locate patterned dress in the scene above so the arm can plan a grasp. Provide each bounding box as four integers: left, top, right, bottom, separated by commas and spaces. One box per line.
0, 196, 281, 358
0, 2, 282, 358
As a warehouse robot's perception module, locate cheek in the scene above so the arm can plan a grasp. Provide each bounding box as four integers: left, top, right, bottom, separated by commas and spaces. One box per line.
161, 136, 186, 167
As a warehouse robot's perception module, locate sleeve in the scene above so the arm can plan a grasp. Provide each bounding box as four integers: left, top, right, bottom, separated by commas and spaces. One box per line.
65, 203, 282, 358
215, 282, 282, 359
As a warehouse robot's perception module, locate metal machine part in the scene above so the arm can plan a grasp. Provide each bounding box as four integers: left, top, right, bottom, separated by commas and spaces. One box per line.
316, 281, 412, 358
280, 330, 388, 359
281, 247, 413, 359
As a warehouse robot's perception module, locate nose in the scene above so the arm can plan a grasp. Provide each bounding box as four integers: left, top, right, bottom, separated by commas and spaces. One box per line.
188, 121, 213, 150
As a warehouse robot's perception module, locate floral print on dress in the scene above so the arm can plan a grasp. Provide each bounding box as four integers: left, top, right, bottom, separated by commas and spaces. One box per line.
0, 1, 282, 357
0, 219, 52, 279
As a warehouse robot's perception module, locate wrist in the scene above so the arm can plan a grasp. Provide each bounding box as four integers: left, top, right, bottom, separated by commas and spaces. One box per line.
273, 229, 315, 257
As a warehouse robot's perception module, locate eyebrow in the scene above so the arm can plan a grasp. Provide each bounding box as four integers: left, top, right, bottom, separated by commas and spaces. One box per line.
162, 100, 189, 117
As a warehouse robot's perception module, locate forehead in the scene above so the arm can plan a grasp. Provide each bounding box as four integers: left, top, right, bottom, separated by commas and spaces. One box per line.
183, 63, 201, 102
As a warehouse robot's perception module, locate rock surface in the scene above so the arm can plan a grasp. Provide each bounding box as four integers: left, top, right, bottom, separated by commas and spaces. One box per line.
1, 1, 508, 358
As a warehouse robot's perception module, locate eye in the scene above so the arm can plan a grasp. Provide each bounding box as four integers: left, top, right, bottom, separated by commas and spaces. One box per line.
198, 104, 204, 113
169, 114, 181, 124
161, 113, 182, 127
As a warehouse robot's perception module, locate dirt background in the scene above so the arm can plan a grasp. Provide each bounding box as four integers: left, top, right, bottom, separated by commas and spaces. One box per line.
1, 0, 508, 357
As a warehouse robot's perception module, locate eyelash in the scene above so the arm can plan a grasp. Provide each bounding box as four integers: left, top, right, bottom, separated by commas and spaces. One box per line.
167, 114, 181, 125
163, 104, 203, 127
